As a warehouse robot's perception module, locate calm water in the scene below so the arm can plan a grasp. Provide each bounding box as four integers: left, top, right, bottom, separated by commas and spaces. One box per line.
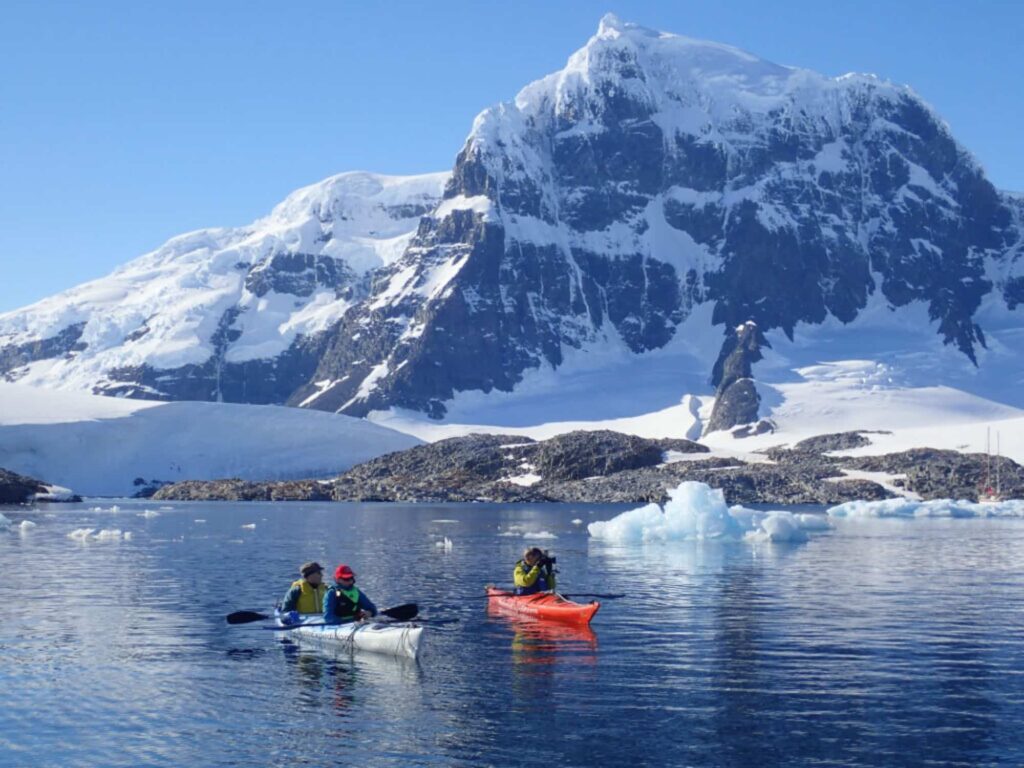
3, 499, 1024, 767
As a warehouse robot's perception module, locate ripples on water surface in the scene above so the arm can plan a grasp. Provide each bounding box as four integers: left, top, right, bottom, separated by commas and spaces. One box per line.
2, 499, 1024, 767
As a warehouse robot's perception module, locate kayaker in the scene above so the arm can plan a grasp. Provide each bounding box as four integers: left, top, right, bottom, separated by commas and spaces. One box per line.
513, 547, 557, 595
279, 561, 328, 617
324, 564, 378, 624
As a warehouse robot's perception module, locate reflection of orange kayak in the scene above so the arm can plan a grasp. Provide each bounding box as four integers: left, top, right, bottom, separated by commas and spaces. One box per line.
485, 587, 600, 625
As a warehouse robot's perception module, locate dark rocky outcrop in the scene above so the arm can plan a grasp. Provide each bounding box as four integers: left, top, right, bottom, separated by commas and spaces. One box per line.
844, 449, 1024, 501
152, 478, 334, 502
0, 468, 48, 504
0, 468, 80, 504
706, 321, 766, 434
149, 427, 1024, 506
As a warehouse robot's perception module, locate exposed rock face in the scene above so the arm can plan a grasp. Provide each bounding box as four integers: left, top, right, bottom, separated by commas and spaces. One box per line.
706, 321, 765, 434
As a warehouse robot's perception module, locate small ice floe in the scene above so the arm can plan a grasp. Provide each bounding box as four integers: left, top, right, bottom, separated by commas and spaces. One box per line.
68, 528, 129, 542
241, 523, 256, 530
523, 531, 558, 540
18, 520, 37, 532
159, 506, 173, 510
0, 513, 11, 530
434, 536, 454, 552
91, 506, 104, 512
110, 505, 121, 514
588, 482, 830, 544
138, 510, 160, 519
194, 519, 207, 524
828, 497, 1024, 519
431, 519, 460, 524
571, 518, 584, 525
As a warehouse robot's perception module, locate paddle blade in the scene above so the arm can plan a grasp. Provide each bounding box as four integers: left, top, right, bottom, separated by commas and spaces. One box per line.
380, 603, 418, 621
226, 610, 271, 625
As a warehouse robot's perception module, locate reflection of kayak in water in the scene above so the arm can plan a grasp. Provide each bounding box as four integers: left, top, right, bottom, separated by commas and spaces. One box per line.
274, 612, 423, 660
486, 587, 600, 625
488, 604, 598, 665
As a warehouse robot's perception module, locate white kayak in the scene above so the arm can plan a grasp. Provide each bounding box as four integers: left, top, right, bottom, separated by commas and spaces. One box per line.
274, 613, 423, 660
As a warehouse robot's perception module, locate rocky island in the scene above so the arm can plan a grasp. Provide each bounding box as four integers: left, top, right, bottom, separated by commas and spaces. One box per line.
151, 430, 1023, 505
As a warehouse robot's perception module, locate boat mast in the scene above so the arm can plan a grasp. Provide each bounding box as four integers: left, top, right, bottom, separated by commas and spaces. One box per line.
986, 427, 992, 495
996, 431, 1001, 496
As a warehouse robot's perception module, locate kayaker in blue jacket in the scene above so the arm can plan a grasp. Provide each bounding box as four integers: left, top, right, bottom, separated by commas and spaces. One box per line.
280, 561, 328, 616
324, 564, 378, 624
513, 547, 557, 595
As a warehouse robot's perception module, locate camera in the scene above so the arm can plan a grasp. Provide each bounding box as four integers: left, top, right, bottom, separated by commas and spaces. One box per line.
544, 555, 557, 566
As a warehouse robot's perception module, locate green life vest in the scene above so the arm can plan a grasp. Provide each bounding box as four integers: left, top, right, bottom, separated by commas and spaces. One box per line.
330, 585, 363, 619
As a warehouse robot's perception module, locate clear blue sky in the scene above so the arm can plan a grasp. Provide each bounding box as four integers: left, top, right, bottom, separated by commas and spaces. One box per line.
2, 0, 1022, 313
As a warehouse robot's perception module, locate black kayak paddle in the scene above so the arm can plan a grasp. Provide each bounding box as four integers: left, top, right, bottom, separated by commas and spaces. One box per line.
226, 602, 419, 625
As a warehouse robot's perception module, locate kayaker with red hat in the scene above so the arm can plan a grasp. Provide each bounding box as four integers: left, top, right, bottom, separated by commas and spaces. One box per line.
280, 561, 328, 615
324, 564, 378, 624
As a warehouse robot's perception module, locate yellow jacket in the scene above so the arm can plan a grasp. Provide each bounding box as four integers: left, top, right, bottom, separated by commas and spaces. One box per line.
513, 560, 556, 594
281, 578, 328, 614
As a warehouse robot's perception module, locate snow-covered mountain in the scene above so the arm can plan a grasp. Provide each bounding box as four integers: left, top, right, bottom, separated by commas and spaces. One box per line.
2, 15, 1023, 434
0, 172, 447, 402
298, 14, 1023, 419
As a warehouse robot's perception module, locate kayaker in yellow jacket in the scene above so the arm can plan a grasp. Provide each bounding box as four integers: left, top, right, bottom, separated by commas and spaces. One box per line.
280, 561, 328, 616
513, 547, 556, 595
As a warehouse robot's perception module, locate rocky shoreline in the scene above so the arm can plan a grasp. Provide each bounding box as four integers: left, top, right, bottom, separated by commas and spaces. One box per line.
150, 430, 1024, 505
0, 468, 81, 505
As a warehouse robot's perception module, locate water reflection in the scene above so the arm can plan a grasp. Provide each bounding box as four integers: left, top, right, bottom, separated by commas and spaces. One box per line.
5, 499, 1024, 766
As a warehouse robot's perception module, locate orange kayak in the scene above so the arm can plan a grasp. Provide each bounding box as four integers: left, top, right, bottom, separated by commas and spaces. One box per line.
485, 587, 600, 625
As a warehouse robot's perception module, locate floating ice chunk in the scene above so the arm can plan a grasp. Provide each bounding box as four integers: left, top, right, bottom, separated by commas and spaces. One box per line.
18, 520, 37, 532
194, 519, 207, 524
571, 519, 584, 525
434, 536, 454, 552
138, 510, 160, 519
159, 506, 173, 510
431, 519, 460, 524
68, 528, 95, 540
94, 529, 124, 541
124, 532, 133, 541
523, 531, 558, 540
826, 498, 1024, 519
241, 523, 256, 530
794, 513, 832, 531
0, 513, 11, 530
589, 482, 744, 543
497, 530, 521, 537
745, 512, 808, 543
